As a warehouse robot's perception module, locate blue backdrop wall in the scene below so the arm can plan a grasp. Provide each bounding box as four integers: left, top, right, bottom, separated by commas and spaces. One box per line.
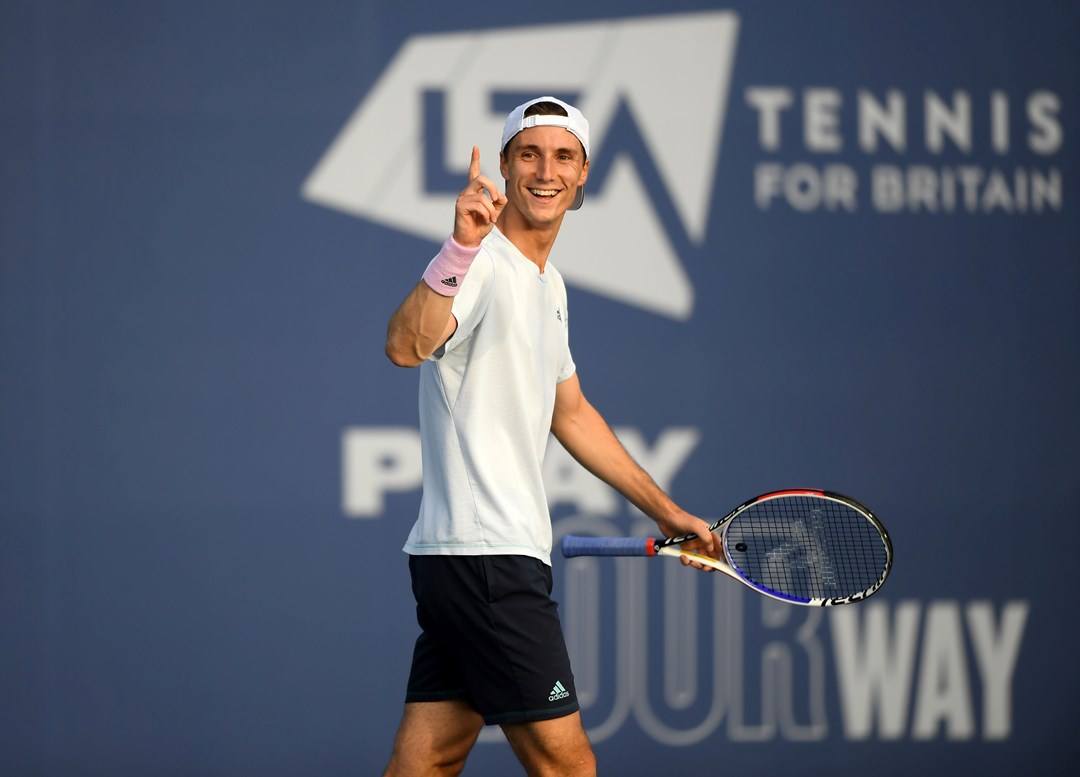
2, 1, 1078, 775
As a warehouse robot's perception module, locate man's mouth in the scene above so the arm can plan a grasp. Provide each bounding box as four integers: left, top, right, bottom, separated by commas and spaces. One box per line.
528, 188, 560, 199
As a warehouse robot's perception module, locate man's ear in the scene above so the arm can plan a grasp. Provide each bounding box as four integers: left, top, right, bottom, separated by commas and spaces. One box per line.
578, 157, 589, 186
499, 151, 508, 181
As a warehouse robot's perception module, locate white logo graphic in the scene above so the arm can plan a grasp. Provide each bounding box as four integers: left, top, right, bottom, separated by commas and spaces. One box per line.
302, 12, 740, 320
549, 680, 570, 702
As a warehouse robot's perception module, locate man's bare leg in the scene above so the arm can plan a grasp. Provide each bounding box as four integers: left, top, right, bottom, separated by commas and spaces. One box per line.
383, 700, 485, 777
501, 711, 596, 777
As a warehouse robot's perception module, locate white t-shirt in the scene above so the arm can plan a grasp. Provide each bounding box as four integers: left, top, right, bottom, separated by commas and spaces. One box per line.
402, 228, 576, 565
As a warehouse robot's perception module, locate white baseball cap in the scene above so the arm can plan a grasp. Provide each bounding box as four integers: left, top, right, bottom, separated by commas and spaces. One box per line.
500, 96, 590, 210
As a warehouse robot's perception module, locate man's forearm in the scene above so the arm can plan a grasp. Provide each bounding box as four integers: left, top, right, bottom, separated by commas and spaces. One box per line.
385, 281, 455, 367
552, 397, 680, 523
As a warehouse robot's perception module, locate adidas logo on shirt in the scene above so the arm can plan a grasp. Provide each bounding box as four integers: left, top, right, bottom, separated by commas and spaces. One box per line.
548, 680, 570, 702
440, 276, 458, 288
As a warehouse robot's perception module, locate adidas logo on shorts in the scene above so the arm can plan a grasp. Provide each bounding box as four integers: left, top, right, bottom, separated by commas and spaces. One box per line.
548, 680, 570, 702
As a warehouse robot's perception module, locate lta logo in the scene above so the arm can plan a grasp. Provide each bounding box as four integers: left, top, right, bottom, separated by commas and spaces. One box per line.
301, 11, 741, 321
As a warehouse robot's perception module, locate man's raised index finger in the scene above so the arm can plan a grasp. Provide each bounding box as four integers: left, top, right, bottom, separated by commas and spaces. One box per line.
468, 146, 481, 182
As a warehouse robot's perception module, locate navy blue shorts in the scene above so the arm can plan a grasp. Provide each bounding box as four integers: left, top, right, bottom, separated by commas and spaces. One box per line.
405, 554, 580, 726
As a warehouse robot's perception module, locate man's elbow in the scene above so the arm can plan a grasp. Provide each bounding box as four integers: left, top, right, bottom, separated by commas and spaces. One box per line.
385, 340, 424, 368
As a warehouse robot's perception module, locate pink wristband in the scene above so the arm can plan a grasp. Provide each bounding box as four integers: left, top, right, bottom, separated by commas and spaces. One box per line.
422, 235, 482, 296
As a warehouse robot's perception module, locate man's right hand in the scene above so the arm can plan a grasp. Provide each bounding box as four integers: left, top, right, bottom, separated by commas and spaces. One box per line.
454, 146, 507, 247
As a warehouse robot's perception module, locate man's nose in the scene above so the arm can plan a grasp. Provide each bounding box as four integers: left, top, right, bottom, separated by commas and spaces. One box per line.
537, 155, 555, 180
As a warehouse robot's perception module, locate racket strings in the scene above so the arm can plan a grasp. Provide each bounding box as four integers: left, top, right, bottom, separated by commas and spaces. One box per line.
725, 496, 889, 601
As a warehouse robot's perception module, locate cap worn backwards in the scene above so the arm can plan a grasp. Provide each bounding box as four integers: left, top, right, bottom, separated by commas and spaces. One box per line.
500, 96, 590, 211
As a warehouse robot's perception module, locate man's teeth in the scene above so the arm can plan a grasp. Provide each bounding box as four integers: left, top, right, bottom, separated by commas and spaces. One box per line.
529, 189, 558, 197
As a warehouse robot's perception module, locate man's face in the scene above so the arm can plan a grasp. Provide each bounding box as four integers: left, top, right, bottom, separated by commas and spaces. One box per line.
499, 126, 589, 228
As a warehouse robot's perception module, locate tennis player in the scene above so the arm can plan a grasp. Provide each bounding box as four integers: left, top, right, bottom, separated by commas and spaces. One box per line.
382, 96, 716, 776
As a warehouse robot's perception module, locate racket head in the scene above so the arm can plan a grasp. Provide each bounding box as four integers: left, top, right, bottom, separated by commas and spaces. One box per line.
719, 490, 893, 606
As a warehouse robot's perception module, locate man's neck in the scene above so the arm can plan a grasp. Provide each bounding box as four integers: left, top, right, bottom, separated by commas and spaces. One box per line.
497, 208, 564, 273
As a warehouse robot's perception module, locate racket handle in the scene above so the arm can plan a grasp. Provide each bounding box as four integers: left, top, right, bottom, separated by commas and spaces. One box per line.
561, 535, 655, 558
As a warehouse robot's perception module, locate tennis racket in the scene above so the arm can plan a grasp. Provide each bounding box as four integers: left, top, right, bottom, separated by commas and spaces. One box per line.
561, 489, 892, 606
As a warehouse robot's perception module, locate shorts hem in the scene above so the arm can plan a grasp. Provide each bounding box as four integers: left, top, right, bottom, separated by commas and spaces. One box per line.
482, 701, 580, 726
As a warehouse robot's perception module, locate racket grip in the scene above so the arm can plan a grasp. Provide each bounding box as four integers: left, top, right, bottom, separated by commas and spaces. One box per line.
561, 535, 655, 558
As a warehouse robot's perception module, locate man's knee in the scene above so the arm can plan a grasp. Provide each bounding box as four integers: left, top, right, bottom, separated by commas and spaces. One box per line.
383, 701, 484, 777
501, 713, 597, 776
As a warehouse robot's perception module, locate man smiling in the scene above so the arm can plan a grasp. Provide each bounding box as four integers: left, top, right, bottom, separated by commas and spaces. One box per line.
383, 97, 715, 776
